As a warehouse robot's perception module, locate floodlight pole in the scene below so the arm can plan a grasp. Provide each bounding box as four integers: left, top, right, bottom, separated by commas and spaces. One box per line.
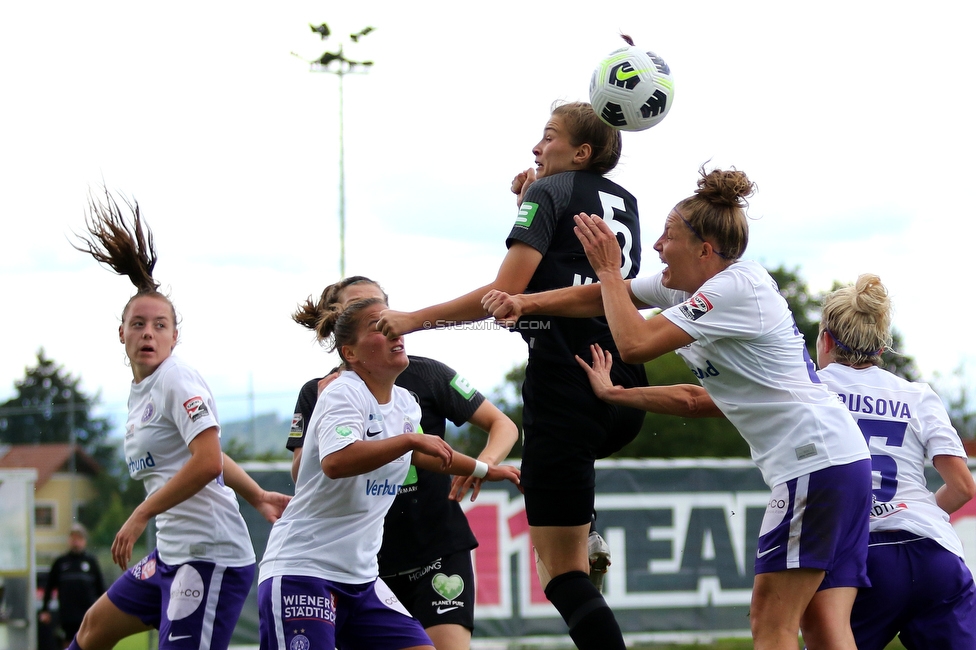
337, 55, 346, 277
296, 24, 374, 277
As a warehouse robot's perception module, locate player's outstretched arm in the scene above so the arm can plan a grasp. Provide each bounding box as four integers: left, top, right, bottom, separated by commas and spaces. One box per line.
449, 400, 519, 502
576, 344, 723, 418
481, 275, 647, 324
482, 281, 607, 323
414, 447, 521, 490
933, 454, 976, 514
322, 434, 450, 479
222, 453, 292, 523
377, 243, 543, 338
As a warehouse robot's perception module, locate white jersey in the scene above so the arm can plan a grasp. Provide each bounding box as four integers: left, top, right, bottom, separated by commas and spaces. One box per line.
817, 363, 968, 557
124, 355, 254, 566
631, 260, 869, 487
259, 371, 422, 584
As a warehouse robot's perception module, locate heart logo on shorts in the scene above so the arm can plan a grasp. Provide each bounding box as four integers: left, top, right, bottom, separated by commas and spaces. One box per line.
431, 573, 464, 601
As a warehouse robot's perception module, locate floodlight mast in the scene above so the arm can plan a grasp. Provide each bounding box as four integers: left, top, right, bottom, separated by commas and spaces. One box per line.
294, 23, 374, 277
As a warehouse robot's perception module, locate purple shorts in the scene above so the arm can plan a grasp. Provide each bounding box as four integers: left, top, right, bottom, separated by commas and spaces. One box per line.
106, 549, 254, 649
851, 531, 976, 650
754, 459, 871, 589
258, 575, 432, 650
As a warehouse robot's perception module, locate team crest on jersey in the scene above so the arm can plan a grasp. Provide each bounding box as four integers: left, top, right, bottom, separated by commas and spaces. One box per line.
289, 635, 310, 650
141, 401, 155, 423
678, 292, 713, 321
182, 397, 209, 422
403, 417, 415, 434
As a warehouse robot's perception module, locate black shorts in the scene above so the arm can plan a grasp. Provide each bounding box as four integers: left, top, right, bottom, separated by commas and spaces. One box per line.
380, 550, 475, 631
521, 356, 646, 526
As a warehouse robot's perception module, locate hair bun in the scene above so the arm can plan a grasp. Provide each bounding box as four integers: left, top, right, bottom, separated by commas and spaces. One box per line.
695, 167, 755, 207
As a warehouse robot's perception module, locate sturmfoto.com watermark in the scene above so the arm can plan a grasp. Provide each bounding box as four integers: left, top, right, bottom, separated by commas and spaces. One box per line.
421, 320, 551, 331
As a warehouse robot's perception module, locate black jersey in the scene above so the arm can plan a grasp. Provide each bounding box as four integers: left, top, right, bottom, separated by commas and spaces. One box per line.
42, 550, 105, 625
286, 355, 484, 574
507, 170, 640, 364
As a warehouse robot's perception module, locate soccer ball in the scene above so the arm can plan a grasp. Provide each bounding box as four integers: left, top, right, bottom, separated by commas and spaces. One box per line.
589, 45, 674, 132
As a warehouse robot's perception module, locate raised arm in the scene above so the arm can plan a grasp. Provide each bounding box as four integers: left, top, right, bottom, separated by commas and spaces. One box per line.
449, 400, 520, 502
575, 214, 694, 363
377, 242, 543, 338
933, 454, 976, 514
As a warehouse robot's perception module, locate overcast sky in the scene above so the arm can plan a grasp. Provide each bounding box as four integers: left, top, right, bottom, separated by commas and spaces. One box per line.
2, 1, 974, 435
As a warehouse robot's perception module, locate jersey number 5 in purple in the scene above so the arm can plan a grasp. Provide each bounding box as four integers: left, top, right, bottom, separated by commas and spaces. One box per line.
856, 417, 908, 502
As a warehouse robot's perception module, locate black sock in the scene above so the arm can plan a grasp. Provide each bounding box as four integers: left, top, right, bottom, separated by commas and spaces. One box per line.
544, 570, 624, 650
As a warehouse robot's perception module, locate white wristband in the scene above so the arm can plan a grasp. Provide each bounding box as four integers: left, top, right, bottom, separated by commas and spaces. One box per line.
471, 460, 489, 479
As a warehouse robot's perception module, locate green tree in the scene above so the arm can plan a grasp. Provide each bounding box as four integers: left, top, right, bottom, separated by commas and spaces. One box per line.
80, 469, 147, 551
0, 348, 114, 465
0, 350, 149, 550
881, 330, 921, 382
771, 268, 921, 381
768, 266, 821, 359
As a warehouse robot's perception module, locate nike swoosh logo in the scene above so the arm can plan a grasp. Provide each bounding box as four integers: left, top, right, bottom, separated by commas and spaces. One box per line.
615, 67, 650, 82
756, 545, 781, 559
168, 634, 192, 641
436, 606, 459, 614
365, 427, 382, 437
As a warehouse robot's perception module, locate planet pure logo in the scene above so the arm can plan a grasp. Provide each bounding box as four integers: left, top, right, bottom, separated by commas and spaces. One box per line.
431, 573, 464, 601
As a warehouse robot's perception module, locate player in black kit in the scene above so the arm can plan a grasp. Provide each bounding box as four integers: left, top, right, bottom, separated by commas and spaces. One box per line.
40, 524, 105, 647
288, 276, 518, 650
378, 102, 647, 650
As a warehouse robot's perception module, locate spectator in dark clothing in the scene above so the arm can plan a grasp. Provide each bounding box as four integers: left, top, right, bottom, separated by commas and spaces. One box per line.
39, 523, 105, 647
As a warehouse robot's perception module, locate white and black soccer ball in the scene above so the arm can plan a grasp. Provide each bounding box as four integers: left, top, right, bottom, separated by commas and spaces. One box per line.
589, 44, 674, 132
